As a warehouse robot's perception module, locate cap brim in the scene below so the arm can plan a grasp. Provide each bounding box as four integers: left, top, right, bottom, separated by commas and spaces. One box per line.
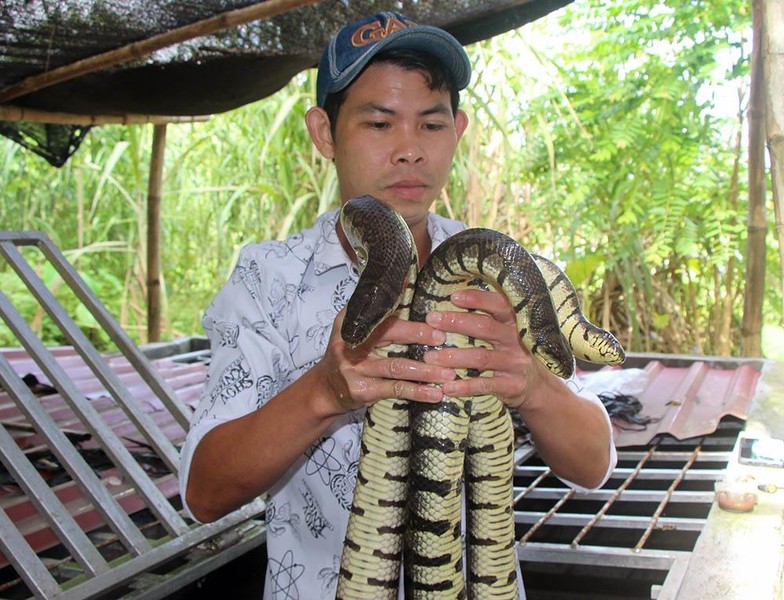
324, 26, 471, 102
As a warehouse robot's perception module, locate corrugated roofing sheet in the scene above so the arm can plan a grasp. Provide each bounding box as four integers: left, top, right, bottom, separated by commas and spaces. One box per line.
576, 354, 762, 448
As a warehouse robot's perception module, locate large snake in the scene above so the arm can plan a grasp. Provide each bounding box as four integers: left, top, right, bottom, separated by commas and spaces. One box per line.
336, 196, 625, 599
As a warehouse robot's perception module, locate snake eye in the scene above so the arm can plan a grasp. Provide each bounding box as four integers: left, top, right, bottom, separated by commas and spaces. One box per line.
355, 247, 368, 271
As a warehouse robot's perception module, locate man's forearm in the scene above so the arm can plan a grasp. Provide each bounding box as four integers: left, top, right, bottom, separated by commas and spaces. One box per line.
185, 366, 343, 522
519, 370, 612, 489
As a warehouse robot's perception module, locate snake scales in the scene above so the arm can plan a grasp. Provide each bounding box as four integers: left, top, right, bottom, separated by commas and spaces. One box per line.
336, 196, 625, 599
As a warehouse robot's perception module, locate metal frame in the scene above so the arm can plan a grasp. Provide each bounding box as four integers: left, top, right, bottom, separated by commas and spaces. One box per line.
0, 231, 265, 599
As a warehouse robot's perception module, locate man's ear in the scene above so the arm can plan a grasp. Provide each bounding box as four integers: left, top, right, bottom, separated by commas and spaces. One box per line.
305, 107, 335, 160
455, 108, 469, 140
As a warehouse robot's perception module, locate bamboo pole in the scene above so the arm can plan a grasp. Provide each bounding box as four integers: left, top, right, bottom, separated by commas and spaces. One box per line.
0, 104, 210, 125
741, 0, 767, 357
0, 0, 323, 104
146, 124, 167, 343
763, 0, 784, 324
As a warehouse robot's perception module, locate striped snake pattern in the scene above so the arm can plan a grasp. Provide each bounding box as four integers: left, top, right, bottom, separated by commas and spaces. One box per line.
336, 196, 625, 599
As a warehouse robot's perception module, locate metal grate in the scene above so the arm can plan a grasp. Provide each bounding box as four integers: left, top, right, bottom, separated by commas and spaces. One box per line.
0, 231, 265, 600
513, 418, 743, 600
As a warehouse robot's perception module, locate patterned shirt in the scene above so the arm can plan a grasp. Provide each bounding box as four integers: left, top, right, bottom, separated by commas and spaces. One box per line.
179, 208, 616, 599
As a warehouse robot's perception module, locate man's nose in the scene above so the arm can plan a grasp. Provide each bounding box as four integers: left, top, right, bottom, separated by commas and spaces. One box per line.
392, 132, 425, 164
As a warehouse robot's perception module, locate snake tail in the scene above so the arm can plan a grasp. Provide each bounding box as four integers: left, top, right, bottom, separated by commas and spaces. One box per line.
338, 397, 412, 599
465, 394, 518, 599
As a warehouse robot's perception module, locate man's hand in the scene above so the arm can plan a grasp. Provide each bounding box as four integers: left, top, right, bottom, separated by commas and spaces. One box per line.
420, 288, 548, 410
420, 287, 614, 489
314, 308, 458, 415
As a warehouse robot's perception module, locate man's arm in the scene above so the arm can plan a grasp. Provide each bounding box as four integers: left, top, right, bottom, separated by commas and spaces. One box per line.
186, 365, 343, 523
185, 313, 456, 523
510, 365, 613, 489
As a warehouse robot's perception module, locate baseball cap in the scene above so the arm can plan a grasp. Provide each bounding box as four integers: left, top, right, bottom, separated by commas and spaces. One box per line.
316, 12, 471, 107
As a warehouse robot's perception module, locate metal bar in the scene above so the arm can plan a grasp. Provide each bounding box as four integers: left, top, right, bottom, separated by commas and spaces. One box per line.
571, 445, 657, 548
55, 499, 266, 600
515, 465, 725, 481
111, 522, 266, 600
0, 288, 189, 538
512, 468, 551, 504
617, 449, 732, 462
0, 239, 185, 472
34, 206, 194, 430
512, 487, 714, 504
0, 325, 152, 555
28, 518, 169, 587
518, 489, 575, 544
1, 231, 191, 426
654, 552, 692, 600
0, 404, 109, 575
515, 512, 707, 532
513, 444, 538, 464
0, 506, 63, 599
517, 541, 691, 572
634, 444, 702, 552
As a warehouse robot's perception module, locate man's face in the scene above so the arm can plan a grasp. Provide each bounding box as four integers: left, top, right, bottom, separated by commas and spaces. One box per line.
328, 63, 467, 224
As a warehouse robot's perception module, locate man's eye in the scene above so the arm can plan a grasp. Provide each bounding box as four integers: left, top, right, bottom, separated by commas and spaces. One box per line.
368, 121, 389, 129
424, 122, 447, 131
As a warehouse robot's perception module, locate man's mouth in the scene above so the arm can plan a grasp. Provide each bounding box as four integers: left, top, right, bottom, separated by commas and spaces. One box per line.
386, 179, 428, 196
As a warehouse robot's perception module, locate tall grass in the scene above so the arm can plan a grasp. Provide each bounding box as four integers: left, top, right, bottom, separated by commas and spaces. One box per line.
0, 8, 774, 357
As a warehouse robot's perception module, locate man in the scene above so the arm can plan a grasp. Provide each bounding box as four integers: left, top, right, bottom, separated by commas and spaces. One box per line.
180, 12, 616, 599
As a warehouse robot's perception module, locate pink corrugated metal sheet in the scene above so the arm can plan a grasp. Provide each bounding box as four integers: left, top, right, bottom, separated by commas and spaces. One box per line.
577, 355, 762, 448
4, 348, 762, 453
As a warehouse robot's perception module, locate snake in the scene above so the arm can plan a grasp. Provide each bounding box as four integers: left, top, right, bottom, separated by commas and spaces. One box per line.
335, 195, 625, 599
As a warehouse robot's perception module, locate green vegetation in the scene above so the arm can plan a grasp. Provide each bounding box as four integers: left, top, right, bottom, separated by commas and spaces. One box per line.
3, 0, 779, 357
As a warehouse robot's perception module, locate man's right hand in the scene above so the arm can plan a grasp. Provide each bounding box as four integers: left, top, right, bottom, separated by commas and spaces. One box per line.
314, 308, 457, 414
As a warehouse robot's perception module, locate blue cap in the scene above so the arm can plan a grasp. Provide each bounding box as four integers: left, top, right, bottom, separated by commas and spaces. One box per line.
316, 12, 471, 107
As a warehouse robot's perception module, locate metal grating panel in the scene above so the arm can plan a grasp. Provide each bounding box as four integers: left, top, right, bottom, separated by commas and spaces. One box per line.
0, 231, 265, 599
513, 417, 745, 599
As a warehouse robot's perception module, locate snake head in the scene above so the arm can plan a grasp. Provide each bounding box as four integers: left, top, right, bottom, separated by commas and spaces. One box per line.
341, 281, 402, 347
339, 195, 419, 348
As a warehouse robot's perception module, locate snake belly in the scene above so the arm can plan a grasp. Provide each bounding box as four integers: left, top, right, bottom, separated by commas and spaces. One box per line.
337, 196, 625, 600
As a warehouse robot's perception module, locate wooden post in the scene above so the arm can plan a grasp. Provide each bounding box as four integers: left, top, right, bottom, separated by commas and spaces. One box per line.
147, 124, 167, 343
763, 0, 784, 323
741, 0, 767, 357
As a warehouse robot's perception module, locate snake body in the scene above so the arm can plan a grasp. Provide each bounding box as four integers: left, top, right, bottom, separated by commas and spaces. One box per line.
336, 196, 625, 599
338, 197, 419, 596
